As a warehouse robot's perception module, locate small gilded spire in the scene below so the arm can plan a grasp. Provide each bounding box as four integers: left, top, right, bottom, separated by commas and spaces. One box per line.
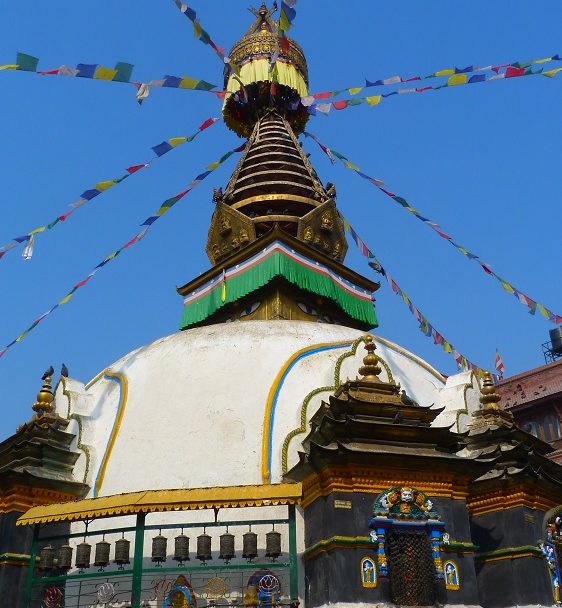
31, 366, 55, 417
479, 371, 501, 410
358, 335, 382, 381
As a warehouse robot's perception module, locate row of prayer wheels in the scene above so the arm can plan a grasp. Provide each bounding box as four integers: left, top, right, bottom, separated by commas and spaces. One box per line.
152, 530, 282, 565
38, 538, 131, 572
37, 530, 282, 571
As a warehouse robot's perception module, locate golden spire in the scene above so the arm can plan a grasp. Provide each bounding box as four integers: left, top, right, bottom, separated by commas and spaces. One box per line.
479, 371, 501, 410
358, 335, 382, 381
31, 366, 55, 417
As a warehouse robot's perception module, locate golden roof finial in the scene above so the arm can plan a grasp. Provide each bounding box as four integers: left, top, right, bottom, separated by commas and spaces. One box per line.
31, 366, 55, 417
479, 371, 501, 410
358, 335, 382, 381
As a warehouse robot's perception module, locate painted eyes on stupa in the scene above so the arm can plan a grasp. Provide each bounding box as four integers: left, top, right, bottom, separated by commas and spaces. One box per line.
239, 301, 261, 318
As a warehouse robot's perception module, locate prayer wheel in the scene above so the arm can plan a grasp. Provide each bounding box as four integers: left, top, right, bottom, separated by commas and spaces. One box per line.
219, 532, 235, 562
152, 534, 168, 564
174, 534, 190, 563
58, 545, 73, 571
94, 540, 111, 569
114, 538, 130, 567
76, 542, 91, 570
242, 531, 258, 561
265, 531, 281, 559
197, 533, 212, 562
38, 545, 55, 570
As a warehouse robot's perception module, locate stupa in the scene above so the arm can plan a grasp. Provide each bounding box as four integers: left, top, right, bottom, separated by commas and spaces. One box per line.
2, 5, 562, 608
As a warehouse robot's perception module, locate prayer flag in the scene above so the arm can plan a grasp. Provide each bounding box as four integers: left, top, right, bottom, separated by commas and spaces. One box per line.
16, 52, 39, 72
494, 349, 505, 377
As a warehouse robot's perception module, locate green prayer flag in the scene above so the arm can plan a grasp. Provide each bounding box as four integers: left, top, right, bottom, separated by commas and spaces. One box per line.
16, 52, 39, 72
113, 62, 134, 83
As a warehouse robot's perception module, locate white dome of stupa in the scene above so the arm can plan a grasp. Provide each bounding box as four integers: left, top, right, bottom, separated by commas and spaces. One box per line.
53, 320, 478, 499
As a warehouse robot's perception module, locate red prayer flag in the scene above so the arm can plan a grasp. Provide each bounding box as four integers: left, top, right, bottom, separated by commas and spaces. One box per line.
332, 100, 348, 110
127, 164, 146, 174
199, 118, 216, 131
505, 67, 525, 78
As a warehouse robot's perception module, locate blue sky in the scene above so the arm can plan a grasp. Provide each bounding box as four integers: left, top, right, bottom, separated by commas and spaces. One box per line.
1, 1, 561, 439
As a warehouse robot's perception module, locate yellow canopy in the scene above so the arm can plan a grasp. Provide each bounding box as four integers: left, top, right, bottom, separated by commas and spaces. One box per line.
17, 483, 302, 526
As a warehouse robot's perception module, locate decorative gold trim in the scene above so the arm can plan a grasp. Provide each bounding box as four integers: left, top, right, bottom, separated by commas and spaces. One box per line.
0, 485, 78, 514
93, 372, 129, 497
261, 340, 354, 483
281, 337, 364, 474
17, 483, 302, 526
252, 215, 299, 223
467, 485, 562, 516
231, 194, 321, 210
281, 336, 398, 474
56, 376, 91, 485
300, 466, 471, 509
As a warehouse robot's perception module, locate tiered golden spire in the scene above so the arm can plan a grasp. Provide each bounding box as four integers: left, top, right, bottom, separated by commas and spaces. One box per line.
31, 366, 55, 417
479, 371, 502, 410
358, 335, 382, 381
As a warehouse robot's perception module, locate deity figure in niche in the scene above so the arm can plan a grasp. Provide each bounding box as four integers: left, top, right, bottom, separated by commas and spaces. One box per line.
444, 561, 460, 590
361, 556, 377, 588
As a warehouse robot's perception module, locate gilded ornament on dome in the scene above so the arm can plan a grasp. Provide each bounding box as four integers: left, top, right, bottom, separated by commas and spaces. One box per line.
239, 228, 250, 243
231, 237, 239, 249
320, 211, 333, 232
220, 216, 232, 236
333, 241, 341, 257
303, 226, 313, 241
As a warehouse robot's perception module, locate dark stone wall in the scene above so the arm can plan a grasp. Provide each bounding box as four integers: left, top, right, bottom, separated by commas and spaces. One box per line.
471, 506, 553, 607
475, 554, 552, 608
0, 513, 71, 608
0, 511, 35, 607
303, 491, 481, 607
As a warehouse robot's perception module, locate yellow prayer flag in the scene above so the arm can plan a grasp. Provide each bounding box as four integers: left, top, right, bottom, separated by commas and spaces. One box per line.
343, 160, 360, 171
499, 280, 515, 294
94, 66, 118, 81
30, 227, 46, 235
447, 74, 468, 86
543, 68, 562, 78
537, 304, 549, 318
532, 57, 552, 64
169, 137, 187, 147
15, 333, 26, 343
193, 21, 202, 39
179, 77, 198, 89
207, 161, 220, 170
348, 87, 362, 95
95, 181, 116, 192
443, 341, 453, 353
366, 95, 382, 106
435, 69, 455, 76
0, 64, 18, 71
59, 294, 73, 305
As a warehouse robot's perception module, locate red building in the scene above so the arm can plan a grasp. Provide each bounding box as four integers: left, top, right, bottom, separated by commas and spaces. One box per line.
498, 358, 562, 462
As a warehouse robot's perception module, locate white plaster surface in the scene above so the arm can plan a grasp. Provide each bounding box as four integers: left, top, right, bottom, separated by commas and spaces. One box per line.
52, 320, 465, 497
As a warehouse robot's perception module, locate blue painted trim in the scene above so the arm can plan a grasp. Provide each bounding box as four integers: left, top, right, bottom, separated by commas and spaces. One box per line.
267, 342, 353, 482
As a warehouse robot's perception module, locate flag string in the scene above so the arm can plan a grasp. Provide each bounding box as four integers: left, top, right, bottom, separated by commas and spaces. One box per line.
0, 117, 219, 262
0, 142, 245, 359
303, 60, 562, 115
340, 212, 492, 377
304, 52, 562, 102
305, 131, 562, 325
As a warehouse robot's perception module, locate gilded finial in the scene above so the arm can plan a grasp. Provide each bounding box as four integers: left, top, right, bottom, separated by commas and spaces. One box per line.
358, 335, 382, 381
479, 371, 501, 410
31, 366, 55, 416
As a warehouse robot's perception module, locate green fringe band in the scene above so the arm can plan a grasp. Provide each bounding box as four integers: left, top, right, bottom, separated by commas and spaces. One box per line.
180, 252, 377, 329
